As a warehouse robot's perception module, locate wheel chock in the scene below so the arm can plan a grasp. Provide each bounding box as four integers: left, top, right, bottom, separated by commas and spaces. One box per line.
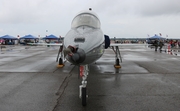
114, 65, 121, 69
57, 64, 64, 68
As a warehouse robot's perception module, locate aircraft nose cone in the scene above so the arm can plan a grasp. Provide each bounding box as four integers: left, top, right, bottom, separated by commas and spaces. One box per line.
71, 53, 80, 62
72, 48, 86, 64
64, 47, 86, 64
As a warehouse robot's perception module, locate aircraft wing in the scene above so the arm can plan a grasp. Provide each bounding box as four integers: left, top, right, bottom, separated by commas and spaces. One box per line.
27, 43, 63, 46
110, 43, 149, 47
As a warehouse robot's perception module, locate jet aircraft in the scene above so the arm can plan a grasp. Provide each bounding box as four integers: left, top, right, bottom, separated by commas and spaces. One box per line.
29, 8, 141, 106
56, 8, 123, 106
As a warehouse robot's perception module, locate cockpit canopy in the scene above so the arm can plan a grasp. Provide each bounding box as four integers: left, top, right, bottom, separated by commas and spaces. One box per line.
71, 13, 101, 29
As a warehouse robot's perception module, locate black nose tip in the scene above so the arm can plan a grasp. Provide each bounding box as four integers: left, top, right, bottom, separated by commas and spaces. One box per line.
72, 48, 86, 64
64, 48, 85, 65
72, 53, 80, 62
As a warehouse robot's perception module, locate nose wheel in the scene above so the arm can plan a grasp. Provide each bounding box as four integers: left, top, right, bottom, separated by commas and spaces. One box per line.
81, 87, 87, 106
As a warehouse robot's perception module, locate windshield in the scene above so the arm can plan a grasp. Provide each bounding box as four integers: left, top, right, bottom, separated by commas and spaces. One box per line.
71, 13, 100, 28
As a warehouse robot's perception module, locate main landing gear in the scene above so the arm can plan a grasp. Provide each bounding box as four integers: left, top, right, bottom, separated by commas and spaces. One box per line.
111, 46, 122, 68
79, 65, 88, 106
56, 45, 64, 68
57, 58, 64, 67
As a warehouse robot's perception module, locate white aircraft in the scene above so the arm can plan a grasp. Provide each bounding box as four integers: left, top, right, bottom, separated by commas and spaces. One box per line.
29, 8, 145, 106
57, 8, 123, 106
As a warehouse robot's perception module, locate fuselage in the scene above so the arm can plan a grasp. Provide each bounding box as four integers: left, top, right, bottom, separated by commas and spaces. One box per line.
63, 10, 104, 65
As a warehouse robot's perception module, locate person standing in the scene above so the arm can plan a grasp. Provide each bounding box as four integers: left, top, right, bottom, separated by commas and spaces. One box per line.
159, 40, 164, 52
154, 39, 158, 51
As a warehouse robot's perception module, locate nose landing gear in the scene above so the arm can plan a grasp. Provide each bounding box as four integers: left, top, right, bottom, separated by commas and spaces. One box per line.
79, 65, 88, 106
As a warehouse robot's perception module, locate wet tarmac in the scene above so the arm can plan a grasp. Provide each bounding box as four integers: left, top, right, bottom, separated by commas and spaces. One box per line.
0, 45, 180, 111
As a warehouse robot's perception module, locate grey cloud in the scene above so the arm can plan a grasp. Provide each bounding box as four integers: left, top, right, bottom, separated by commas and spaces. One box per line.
1, 0, 180, 37
90, 0, 180, 17
135, 0, 180, 16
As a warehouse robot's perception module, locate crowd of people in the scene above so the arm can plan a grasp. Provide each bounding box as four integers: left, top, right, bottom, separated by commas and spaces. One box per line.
168, 39, 180, 48
0, 39, 16, 45
153, 39, 164, 52
152, 39, 180, 52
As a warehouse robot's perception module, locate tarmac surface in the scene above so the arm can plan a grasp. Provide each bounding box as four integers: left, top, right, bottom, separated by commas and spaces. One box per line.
0, 45, 180, 111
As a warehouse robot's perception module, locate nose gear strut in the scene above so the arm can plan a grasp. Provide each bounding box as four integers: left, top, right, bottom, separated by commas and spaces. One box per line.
79, 65, 89, 106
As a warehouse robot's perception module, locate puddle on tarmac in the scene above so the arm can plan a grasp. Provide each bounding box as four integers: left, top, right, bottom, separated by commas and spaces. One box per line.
123, 54, 151, 61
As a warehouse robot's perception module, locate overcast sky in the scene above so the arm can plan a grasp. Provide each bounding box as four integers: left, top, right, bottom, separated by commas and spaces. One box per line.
0, 0, 180, 38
